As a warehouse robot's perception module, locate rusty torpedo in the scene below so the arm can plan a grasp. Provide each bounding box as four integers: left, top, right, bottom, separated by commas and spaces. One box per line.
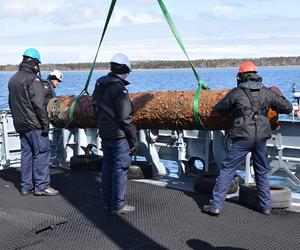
47, 89, 279, 130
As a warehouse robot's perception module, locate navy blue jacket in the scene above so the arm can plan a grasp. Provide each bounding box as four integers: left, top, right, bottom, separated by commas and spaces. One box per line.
92, 73, 137, 146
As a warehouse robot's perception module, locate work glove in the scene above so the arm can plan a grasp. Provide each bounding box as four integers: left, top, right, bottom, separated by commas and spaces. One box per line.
128, 137, 139, 156
41, 125, 50, 137
124, 125, 139, 155
41, 131, 49, 137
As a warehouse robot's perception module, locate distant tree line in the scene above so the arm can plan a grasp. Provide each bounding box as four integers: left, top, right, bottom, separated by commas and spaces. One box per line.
1, 56, 300, 72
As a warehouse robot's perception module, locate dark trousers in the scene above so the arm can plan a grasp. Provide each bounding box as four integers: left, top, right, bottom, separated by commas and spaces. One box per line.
101, 138, 132, 210
20, 130, 50, 192
211, 139, 272, 210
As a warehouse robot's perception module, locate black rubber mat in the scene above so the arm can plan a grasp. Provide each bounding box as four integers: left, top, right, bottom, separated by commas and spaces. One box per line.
0, 208, 67, 250
0, 167, 300, 250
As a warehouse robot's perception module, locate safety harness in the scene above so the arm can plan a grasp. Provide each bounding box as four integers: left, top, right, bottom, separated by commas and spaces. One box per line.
242, 88, 262, 121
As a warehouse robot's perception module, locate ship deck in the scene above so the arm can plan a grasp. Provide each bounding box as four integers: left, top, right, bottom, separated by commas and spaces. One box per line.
0, 167, 300, 250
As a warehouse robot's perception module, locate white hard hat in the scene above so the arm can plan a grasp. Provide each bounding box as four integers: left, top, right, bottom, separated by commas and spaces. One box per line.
49, 69, 63, 82
110, 53, 131, 71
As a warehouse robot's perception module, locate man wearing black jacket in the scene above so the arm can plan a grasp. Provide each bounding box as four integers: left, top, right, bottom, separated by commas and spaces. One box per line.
92, 53, 138, 215
202, 61, 292, 216
8, 48, 58, 196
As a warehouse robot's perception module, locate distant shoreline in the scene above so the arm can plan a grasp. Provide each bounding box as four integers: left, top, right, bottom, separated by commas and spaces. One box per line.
1, 56, 300, 72
1, 65, 300, 74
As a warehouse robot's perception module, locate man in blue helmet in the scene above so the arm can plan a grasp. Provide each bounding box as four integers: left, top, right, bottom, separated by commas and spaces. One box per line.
8, 48, 58, 196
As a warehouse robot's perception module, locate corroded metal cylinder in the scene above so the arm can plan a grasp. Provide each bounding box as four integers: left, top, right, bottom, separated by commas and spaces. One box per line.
47, 89, 279, 130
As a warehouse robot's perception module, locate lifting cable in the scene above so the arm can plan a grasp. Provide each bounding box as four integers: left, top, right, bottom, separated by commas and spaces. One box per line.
68, 0, 117, 121
68, 0, 208, 129
157, 0, 209, 129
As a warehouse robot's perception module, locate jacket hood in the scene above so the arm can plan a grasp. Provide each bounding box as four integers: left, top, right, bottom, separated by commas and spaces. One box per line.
98, 72, 130, 87
238, 80, 264, 90
19, 61, 38, 75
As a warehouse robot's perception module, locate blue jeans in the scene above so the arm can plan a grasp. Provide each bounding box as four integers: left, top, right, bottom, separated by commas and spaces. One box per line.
101, 138, 132, 210
211, 139, 272, 210
20, 130, 50, 192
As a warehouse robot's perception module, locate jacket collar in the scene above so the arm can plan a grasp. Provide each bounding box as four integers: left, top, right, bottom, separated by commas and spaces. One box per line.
108, 72, 130, 86
19, 62, 38, 75
238, 80, 264, 90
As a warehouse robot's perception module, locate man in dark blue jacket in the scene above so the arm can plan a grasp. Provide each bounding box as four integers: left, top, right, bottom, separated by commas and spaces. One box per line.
8, 48, 58, 196
202, 61, 293, 216
92, 53, 138, 215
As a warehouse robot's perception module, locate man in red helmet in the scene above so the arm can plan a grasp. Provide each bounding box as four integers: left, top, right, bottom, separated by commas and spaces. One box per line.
202, 61, 292, 216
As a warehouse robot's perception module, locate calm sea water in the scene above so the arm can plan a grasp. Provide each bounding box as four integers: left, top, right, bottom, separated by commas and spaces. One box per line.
1, 66, 300, 109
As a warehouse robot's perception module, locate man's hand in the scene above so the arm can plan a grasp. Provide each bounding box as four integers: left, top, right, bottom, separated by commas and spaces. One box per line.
41, 131, 49, 137
41, 126, 49, 137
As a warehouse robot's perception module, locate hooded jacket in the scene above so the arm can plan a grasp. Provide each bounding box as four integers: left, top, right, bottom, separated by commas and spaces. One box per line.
215, 79, 293, 141
8, 61, 50, 133
92, 72, 137, 146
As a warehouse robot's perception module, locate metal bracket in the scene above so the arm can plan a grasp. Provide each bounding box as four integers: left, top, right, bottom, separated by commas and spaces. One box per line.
268, 134, 300, 186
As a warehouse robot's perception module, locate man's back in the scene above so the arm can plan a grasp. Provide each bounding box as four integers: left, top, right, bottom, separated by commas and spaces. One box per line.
8, 63, 49, 133
93, 73, 134, 140
216, 86, 293, 141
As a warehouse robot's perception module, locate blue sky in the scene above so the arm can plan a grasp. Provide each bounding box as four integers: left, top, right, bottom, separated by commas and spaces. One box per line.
0, 0, 299, 64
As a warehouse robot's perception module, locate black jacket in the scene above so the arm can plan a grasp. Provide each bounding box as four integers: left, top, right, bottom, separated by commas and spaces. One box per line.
92, 73, 137, 146
44, 79, 55, 104
43, 78, 56, 102
216, 80, 293, 141
8, 62, 51, 133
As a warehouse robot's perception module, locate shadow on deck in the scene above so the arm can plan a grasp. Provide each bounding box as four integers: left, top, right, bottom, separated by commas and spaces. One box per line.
0, 167, 299, 250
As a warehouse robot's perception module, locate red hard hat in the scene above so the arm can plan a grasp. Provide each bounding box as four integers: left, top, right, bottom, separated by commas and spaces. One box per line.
238, 61, 257, 73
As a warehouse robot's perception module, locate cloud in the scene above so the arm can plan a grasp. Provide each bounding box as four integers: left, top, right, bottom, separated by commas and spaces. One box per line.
0, 0, 58, 18
1, 17, 299, 65
0, 0, 162, 27
112, 10, 162, 25
46, 3, 104, 26
0, 0, 299, 64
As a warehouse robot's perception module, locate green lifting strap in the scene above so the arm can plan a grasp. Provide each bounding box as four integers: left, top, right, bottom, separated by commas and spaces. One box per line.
157, 0, 208, 129
68, 0, 117, 121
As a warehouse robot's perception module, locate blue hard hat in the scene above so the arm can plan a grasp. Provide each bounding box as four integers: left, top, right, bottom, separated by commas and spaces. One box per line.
23, 48, 41, 63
